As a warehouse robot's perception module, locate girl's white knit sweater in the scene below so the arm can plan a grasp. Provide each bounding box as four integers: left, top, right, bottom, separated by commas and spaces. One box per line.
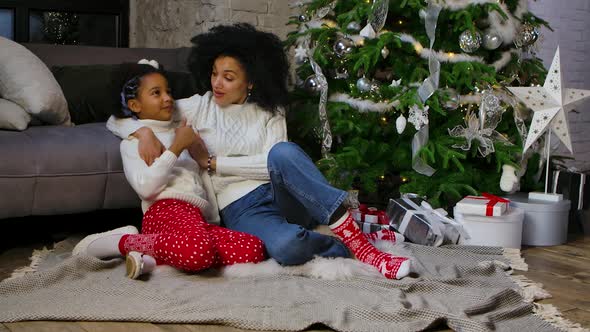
108, 91, 287, 213
120, 118, 218, 223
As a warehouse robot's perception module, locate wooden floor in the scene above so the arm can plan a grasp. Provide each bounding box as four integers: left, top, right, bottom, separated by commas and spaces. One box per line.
1, 214, 589, 331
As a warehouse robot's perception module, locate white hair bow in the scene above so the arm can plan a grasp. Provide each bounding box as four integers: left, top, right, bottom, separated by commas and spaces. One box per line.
137, 59, 159, 69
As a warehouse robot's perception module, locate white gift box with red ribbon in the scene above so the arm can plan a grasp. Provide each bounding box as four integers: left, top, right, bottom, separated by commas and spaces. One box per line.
351, 204, 388, 224
455, 193, 509, 217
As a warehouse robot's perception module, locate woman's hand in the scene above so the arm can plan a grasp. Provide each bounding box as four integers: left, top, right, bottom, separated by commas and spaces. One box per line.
187, 134, 209, 169
134, 127, 165, 166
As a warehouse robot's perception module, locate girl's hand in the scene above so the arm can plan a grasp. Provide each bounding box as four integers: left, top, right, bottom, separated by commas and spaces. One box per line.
134, 127, 165, 166
170, 119, 197, 156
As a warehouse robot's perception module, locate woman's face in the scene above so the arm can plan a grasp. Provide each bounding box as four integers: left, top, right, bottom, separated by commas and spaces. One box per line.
129, 72, 174, 121
210, 56, 252, 107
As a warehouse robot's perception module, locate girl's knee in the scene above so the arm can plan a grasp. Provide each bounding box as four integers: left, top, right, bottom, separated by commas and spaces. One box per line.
156, 234, 216, 272
228, 233, 267, 264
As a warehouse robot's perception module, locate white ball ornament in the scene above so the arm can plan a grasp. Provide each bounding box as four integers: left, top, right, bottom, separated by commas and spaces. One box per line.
395, 114, 407, 134
482, 31, 503, 50
381, 46, 390, 59
347, 21, 361, 32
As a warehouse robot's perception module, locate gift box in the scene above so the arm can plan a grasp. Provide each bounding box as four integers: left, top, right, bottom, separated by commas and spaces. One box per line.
386, 195, 465, 247
355, 220, 395, 233
351, 204, 389, 224
455, 193, 509, 217
454, 206, 524, 248
508, 193, 571, 246
552, 170, 589, 234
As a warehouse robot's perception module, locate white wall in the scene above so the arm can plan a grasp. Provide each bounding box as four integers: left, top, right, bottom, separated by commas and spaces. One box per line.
129, 0, 295, 48
528, 0, 590, 171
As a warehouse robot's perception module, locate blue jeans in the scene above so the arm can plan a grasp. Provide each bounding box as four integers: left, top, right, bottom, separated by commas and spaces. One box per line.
220, 142, 350, 265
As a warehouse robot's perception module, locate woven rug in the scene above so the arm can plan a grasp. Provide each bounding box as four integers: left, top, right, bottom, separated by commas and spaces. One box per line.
0, 235, 581, 332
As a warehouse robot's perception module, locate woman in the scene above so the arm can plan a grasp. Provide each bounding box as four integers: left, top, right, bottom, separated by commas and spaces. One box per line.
107, 23, 411, 279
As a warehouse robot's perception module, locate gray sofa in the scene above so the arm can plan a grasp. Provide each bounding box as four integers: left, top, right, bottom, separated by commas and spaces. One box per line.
0, 43, 192, 219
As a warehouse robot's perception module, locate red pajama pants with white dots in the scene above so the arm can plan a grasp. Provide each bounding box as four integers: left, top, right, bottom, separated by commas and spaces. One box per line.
118, 199, 266, 272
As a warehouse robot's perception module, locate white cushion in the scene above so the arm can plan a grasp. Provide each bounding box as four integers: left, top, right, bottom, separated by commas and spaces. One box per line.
0, 36, 71, 126
0, 98, 31, 130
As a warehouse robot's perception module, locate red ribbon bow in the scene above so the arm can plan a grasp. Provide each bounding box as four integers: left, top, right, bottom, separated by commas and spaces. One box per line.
466, 192, 510, 216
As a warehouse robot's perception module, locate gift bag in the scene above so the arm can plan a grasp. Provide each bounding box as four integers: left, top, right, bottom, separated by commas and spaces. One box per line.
552, 170, 589, 234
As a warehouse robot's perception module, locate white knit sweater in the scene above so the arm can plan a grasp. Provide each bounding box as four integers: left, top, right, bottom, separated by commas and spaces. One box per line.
119, 118, 219, 223
107, 91, 288, 211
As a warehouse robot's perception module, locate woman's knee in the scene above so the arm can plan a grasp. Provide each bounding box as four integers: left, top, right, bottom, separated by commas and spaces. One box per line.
268, 142, 304, 168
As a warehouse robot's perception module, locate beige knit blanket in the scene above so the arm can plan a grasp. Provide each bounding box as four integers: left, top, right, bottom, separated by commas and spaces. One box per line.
0, 239, 561, 332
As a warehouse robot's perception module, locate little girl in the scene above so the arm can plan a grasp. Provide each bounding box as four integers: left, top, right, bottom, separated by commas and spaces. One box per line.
73, 64, 266, 278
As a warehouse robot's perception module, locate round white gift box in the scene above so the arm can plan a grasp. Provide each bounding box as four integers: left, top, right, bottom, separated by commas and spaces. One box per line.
507, 194, 571, 246
454, 206, 524, 248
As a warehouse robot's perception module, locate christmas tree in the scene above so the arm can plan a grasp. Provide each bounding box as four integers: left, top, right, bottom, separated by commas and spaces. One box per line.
285, 0, 551, 209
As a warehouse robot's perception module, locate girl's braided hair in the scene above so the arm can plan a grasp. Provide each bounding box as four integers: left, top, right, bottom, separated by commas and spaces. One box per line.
114, 64, 162, 118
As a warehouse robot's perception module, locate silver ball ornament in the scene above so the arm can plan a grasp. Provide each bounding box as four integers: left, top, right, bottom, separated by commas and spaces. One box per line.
333, 38, 355, 58
459, 30, 482, 53
298, 14, 309, 22
356, 77, 372, 93
347, 21, 361, 32
482, 31, 503, 50
442, 88, 460, 110
304, 75, 321, 94
514, 23, 539, 48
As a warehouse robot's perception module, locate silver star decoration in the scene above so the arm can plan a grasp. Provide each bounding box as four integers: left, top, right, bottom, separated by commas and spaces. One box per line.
294, 44, 308, 63
508, 47, 590, 153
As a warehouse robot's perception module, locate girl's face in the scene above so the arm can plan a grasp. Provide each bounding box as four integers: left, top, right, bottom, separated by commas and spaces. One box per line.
210, 56, 253, 107
129, 72, 174, 121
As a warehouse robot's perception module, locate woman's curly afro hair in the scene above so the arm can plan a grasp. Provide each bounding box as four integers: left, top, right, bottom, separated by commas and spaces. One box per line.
188, 23, 289, 113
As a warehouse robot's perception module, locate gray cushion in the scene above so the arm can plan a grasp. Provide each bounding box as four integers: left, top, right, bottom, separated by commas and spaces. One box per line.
0, 98, 31, 131
0, 37, 71, 126
0, 123, 139, 218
